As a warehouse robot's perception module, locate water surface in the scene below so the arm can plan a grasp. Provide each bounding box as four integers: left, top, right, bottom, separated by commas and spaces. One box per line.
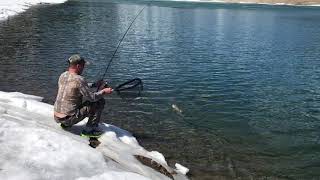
1, 1, 320, 179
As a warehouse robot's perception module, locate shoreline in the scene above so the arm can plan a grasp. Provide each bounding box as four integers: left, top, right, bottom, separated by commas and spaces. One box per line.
171, 0, 320, 7
0, 0, 319, 22
0, 0, 67, 21
0, 91, 189, 179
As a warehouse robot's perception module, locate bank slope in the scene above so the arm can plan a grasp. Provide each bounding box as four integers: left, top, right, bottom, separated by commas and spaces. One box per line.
0, 91, 189, 180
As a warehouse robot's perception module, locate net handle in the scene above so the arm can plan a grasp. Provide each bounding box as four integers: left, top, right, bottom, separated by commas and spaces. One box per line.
114, 78, 143, 92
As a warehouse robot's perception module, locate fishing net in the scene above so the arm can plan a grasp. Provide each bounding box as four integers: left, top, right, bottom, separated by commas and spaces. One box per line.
114, 78, 143, 99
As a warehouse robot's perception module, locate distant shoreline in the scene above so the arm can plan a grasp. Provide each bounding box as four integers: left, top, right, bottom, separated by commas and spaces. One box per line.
0, 0, 67, 22
0, 0, 319, 22
171, 0, 320, 7
225, 0, 320, 6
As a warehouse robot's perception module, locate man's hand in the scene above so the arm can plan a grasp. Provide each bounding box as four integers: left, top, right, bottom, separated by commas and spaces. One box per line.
102, 87, 113, 94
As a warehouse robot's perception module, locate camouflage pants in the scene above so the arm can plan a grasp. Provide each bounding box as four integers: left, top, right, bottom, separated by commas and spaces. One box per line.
54, 98, 105, 128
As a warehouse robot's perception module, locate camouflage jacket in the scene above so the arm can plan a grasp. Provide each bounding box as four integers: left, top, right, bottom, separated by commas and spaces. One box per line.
54, 71, 104, 115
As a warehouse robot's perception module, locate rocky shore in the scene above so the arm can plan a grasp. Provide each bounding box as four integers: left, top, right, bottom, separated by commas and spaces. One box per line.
224, 0, 320, 5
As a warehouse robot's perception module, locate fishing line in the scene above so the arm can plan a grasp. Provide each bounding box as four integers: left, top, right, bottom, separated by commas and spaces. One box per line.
94, 6, 145, 96
96, 5, 229, 144
95, 5, 228, 141
100, 6, 145, 80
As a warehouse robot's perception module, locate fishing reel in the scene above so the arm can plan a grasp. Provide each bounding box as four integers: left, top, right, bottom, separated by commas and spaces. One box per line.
90, 79, 109, 89
102, 81, 110, 88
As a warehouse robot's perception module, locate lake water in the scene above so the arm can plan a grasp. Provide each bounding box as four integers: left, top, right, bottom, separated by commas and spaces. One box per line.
1, 0, 320, 179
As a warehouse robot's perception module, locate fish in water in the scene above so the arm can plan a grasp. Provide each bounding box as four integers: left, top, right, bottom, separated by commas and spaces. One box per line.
172, 104, 182, 113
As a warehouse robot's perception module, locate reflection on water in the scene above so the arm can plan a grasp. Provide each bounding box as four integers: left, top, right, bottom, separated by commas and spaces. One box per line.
1, 1, 320, 179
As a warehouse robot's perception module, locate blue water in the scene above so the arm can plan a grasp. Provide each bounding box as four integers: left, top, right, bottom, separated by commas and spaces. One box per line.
1, 1, 320, 179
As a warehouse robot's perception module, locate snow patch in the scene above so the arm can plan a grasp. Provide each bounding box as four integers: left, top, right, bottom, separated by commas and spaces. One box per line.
147, 151, 168, 166
175, 163, 189, 175
76, 171, 152, 180
0, 0, 67, 21
0, 91, 189, 180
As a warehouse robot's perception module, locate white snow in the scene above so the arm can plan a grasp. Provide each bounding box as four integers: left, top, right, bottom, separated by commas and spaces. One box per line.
175, 163, 189, 175
0, 0, 67, 21
0, 91, 189, 180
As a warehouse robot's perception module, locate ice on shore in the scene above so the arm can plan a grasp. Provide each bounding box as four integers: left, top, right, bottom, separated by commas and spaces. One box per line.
0, 0, 67, 21
0, 91, 189, 180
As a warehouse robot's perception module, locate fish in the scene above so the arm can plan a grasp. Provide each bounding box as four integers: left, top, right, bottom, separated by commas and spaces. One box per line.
172, 104, 182, 113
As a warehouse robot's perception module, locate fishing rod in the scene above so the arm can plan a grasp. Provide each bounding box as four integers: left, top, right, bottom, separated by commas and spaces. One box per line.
95, 6, 145, 96
100, 6, 145, 80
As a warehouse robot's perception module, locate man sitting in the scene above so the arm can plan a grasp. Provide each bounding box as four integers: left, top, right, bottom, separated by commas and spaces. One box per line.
54, 54, 113, 137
